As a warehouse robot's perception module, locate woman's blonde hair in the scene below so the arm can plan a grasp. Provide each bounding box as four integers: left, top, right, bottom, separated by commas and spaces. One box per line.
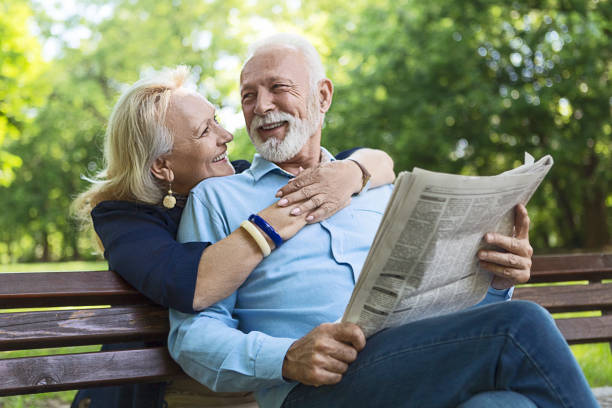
72, 65, 193, 230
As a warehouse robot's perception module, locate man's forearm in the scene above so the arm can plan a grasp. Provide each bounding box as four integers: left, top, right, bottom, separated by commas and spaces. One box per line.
168, 307, 296, 392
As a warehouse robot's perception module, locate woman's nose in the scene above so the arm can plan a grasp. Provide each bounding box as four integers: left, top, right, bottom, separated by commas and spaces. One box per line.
218, 126, 233, 144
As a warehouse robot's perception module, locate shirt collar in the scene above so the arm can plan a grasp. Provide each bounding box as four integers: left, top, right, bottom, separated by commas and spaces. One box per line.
249, 147, 335, 182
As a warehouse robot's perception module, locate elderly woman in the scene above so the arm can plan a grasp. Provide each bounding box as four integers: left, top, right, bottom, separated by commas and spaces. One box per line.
71, 66, 395, 408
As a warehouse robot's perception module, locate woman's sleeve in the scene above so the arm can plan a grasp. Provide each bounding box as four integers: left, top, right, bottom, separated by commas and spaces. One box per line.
334, 147, 363, 160
92, 205, 208, 313
231, 159, 251, 174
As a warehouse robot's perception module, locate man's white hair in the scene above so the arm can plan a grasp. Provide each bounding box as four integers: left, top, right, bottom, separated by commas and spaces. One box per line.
243, 33, 326, 89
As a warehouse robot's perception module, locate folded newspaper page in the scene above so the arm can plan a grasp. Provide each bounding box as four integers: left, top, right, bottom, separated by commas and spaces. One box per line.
342, 153, 553, 337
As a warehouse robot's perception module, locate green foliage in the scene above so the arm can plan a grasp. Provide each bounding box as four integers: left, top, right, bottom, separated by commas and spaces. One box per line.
0, 0, 49, 186
325, 0, 612, 249
572, 342, 612, 387
1, 0, 270, 262
0, 0, 610, 262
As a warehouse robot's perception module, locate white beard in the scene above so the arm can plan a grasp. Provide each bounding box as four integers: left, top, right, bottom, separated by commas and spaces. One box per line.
248, 98, 321, 163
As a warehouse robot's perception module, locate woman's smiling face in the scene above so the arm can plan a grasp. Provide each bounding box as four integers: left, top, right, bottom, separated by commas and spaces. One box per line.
164, 89, 235, 193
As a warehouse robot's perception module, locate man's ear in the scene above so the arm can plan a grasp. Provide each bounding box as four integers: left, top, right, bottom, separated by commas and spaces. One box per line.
151, 157, 174, 183
318, 78, 334, 114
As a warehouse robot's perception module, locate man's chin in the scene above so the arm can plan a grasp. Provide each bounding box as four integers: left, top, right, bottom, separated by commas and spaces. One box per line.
255, 143, 298, 163
250, 124, 311, 162
253, 131, 285, 146
255, 147, 285, 162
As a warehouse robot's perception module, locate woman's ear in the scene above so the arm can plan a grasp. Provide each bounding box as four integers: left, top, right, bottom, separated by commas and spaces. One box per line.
151, 157, 174, 183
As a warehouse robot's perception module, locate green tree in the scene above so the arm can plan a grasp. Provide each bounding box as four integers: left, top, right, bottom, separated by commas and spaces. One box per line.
0, 0, 48, 186
325, 0, 611, 249
2, 0, 610, 262
1, 0, 319, 261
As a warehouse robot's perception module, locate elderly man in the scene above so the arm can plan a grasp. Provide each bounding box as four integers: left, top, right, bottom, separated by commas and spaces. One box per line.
169, 34, 597, 408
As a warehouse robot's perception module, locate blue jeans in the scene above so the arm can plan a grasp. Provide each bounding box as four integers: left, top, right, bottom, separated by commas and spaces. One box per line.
460, 391, 536, 407
281, 301, 597, 408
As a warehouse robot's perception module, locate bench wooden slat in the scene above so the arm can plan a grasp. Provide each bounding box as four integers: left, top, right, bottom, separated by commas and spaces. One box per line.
514, 283, 612, 313
556, 315, 612, 345
530, 253, 612, 283
0, 271, 148, 308
0, 254, 609, 398
0, 347, 184, 396
0, 306, 169, 351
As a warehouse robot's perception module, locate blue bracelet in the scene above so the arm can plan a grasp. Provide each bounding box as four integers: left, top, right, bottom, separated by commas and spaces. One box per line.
248, 214, 284, 248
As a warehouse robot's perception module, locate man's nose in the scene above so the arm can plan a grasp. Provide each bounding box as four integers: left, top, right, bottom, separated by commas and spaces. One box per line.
253, 90, 274, 116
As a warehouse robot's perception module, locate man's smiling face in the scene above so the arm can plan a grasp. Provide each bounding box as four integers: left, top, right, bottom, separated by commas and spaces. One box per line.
240, 46, 322, 162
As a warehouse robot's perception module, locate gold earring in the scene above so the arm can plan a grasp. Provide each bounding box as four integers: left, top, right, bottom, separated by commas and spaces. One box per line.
163, 183, 176, 209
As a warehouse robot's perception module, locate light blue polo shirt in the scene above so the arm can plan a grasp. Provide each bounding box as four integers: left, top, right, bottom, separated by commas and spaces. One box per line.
168, 149, 510, 408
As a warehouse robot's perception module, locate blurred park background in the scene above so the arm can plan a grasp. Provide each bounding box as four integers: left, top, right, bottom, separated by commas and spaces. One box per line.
1, 0, 611, 263
0, 0, 611, 405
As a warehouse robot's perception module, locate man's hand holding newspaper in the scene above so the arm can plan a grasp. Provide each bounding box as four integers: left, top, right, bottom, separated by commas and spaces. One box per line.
480, 203, 533, 289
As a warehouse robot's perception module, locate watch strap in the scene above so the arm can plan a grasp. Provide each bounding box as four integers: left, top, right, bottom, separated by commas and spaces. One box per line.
347, 158, 372, 194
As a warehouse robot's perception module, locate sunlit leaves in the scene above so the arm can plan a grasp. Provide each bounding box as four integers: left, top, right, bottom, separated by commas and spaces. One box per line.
0, 0, 49, 185
1, 0, 610, 262
325, 0, 611, 248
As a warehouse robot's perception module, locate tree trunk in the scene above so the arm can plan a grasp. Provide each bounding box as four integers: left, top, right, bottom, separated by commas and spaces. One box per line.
41, 230, 50, 262
71, 233, 81, 261
549, 176, 582, 248
581, 148, 610, 249
582, 186, 610, 249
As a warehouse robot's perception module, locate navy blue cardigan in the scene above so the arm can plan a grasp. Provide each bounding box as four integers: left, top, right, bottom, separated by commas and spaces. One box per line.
90, 160, 251, 314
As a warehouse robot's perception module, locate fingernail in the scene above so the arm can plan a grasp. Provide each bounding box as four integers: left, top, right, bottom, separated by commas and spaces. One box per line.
290, 208, 301, 215
276, 190, 283, 197
478, 251, 487, 259
485, 233, 492, 241
306, 215, 314, 222
278, 198, 288, 206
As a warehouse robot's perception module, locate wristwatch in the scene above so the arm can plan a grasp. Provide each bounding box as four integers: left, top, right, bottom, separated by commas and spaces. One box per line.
347, 158, 372, 194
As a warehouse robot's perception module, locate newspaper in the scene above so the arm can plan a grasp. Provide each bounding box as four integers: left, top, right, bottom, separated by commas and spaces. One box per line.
342, 153, 553, 337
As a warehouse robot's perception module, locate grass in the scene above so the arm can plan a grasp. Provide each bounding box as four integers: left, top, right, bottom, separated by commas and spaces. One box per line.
0, 261, 611, 407
573, 343, 612, 387
0, 393, 73, 408
0, 261, 107, 273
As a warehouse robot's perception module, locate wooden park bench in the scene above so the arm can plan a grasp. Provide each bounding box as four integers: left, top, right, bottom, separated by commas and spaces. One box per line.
0, 252, 611, 399
0, 270, 184, 396
513, 252, 612, 346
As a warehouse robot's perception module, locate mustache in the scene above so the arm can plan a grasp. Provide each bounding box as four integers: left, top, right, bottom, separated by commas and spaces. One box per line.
250, 111, 296, 131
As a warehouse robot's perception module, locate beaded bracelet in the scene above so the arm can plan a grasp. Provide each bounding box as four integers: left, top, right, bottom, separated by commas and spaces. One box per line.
240, 220, 271, 257
248, 214, 284, 248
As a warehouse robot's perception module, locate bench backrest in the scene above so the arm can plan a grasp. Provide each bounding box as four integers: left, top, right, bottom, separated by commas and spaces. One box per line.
0, 271, 184, 396
513, 253, 612, 344
1, 253, 610, 395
